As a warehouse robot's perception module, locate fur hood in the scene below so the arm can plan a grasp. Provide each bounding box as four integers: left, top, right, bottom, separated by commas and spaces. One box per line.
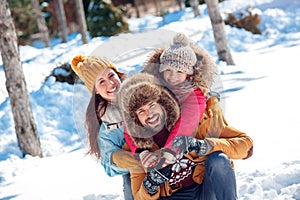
118, 73, 180, 148
141, 43, 217, 96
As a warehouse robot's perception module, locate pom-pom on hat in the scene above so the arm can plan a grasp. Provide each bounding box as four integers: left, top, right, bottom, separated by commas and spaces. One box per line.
71, 54, 117, 93
159, 33, 197, 75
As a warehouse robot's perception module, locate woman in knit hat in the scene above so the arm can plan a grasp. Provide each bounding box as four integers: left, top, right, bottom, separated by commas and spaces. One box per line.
71, 54, 139, 200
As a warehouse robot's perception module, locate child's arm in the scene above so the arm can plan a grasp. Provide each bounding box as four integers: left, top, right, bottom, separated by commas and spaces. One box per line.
124, 126, 138, 154
164, 88, 206, 150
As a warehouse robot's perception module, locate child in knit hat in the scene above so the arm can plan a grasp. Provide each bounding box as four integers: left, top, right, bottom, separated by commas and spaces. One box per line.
158, 33, 207, 151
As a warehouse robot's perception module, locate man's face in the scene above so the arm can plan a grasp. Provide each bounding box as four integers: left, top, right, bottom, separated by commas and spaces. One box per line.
135, 100, 166, 133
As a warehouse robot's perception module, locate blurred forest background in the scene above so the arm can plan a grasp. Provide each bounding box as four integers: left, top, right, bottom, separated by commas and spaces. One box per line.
9, 0, 260, 47
2, 0, 261, 157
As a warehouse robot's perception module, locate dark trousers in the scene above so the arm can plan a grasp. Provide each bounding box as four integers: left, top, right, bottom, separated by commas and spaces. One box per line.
122, 173, 134, 200
160, 151, 237, 200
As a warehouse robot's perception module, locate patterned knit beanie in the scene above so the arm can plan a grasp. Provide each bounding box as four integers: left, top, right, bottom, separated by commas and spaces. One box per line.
71, 54, 118, 93
159, 33, 197, 75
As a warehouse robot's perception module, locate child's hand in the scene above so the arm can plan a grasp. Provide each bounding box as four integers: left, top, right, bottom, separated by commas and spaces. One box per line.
172, 136, 212, 156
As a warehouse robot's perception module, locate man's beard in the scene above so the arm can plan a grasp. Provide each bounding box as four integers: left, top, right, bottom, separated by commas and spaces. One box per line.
144, 111, 166, 135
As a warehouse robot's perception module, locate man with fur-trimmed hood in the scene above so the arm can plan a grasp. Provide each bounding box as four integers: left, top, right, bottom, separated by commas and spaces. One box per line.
119, 73, 196, 199
117, 72, 252, 200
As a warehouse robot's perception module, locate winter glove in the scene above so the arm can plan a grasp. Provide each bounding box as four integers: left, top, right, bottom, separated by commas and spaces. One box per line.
206, 95, 228, 135
139, 149, 176, 172
143, 165, 171, 194
172, 136, 213, 156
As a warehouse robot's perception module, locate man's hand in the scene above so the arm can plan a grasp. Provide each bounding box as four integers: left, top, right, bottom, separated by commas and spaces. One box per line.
139, 150, 159, 170
139, 149, 176, 172
143, 165, 171, 194
172, 136, 212, 156
206, 96, 228, 134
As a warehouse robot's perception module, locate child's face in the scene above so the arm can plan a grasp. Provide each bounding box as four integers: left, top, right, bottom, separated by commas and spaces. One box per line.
162, 67, 188, 86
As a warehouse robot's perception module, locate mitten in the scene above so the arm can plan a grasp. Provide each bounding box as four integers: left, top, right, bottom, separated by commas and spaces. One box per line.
156, 148, 176, 169
206, 95, 228, 135
143, 165, 171, 194
172, 136, 213, 156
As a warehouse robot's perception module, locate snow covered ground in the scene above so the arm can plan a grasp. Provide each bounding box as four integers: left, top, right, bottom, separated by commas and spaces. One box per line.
1, 0, 300, 199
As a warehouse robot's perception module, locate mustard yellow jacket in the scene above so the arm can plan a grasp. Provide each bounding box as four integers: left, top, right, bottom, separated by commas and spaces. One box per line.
113, 97, 253, 200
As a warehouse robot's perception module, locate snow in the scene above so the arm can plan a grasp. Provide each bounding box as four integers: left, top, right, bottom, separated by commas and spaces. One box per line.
1, 0, 300, 199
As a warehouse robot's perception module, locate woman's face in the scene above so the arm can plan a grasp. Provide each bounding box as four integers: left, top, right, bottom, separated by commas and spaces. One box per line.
95, 68, 121, 102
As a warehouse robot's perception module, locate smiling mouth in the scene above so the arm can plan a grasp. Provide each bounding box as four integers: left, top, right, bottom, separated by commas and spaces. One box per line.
107, 86, 118, 94
167, 80, 178, 85
147, 115, 160, 126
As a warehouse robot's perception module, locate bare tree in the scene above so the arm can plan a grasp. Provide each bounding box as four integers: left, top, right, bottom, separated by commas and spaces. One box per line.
133, 0, 141, 18
31, 0, 50, 47
175, 0, 183, 10
0, 0, 43, 157
74, 0, 88, 44
56, 0, 67, 43
190, 0, 200, 17
205, 0, 234, 65
157, 0, 166, 24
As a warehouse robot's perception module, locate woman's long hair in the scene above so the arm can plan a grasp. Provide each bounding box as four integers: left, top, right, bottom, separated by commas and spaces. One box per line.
85, 69, 126, 160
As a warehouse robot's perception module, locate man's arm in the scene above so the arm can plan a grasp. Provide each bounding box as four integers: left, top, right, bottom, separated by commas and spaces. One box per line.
206, 125, 253, 159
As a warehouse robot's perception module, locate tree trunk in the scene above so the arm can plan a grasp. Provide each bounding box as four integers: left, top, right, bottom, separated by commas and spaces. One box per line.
31, 0, 50, 47
157, 0, 165, 24
132, 0, 140, 18
74, 0, 88, 44
205, 0, 234, 65
190, 0, 200, 17
176, 0, 183, 10
0, 0, 43, 158
56, 0, 67, 43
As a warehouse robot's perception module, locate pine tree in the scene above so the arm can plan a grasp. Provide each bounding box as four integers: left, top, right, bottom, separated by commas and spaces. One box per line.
87, 0, 129, 37
7, 0, 38, 45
